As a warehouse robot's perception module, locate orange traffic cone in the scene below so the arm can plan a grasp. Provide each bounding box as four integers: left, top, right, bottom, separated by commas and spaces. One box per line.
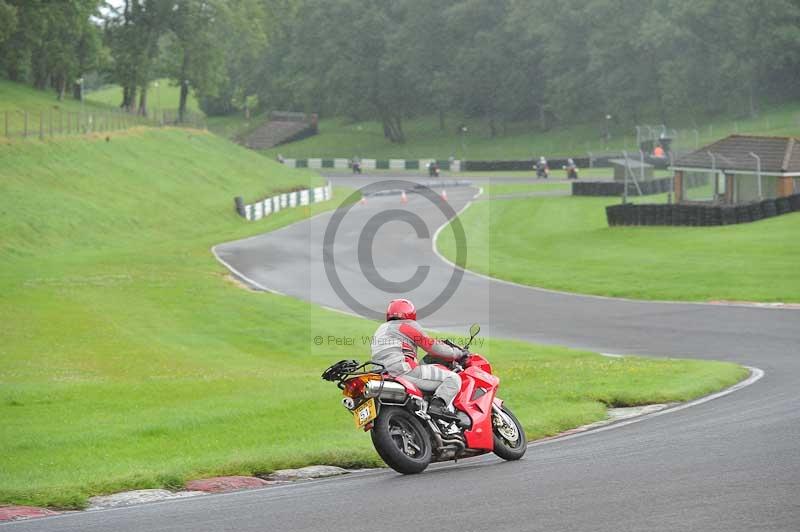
401, 190, 408, 204
440, 189, 448, 201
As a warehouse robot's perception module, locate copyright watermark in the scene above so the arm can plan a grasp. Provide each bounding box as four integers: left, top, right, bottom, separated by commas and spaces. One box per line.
322, 180, 468, 320
313, 334, 485, 348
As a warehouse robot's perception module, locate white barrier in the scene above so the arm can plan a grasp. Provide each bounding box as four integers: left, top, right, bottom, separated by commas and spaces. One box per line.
280, 157, 462, 172
241, 181, 333, 221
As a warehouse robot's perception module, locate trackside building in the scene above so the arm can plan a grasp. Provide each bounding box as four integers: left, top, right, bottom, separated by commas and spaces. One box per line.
670, 135, 800, 204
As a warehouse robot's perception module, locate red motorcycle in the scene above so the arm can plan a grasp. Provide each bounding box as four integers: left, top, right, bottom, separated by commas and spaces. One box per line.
322, 324, 526, 474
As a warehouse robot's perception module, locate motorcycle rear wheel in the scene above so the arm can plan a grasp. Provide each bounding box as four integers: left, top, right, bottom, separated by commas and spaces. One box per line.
492, 405, 527, 461
371, 406, 432, 474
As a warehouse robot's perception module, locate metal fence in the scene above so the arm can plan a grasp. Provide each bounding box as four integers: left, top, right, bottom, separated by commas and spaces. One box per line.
0, 108, 206, 139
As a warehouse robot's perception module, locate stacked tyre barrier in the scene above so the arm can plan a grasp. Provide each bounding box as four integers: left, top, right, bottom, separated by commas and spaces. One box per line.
605, 193, 800, 227
573, 177, 673, 197
575, 175, 708, 197
572, 181, 624, 196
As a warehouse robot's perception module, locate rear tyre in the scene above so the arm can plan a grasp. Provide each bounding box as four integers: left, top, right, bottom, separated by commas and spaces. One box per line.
371, 406, 432, 474
492, 404, 527, 461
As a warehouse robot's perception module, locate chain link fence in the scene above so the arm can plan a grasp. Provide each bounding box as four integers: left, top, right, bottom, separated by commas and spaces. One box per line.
0, 108, 206, 139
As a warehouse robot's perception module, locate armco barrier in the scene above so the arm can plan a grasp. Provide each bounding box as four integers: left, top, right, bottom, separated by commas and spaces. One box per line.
282, 158, 458, 172
463, 157, 592, 172
606, 194, 800, 227
235, 182, 332, 221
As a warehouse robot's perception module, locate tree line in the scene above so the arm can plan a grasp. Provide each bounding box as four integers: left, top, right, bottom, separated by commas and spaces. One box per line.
1, 0, 799, 142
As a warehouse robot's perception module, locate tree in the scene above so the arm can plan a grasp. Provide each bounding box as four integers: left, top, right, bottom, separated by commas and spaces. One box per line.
0, 0, 17, 46
164, 0, 228, 121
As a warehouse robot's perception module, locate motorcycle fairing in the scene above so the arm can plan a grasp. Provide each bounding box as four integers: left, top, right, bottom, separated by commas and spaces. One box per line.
454, 365, 499, 450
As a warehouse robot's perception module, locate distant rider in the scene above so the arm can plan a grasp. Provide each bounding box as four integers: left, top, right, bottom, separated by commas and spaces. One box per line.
535, 156, 549, 178
564, 157, 578, 179
351, 155, 362, 174
370, 299, 464, 417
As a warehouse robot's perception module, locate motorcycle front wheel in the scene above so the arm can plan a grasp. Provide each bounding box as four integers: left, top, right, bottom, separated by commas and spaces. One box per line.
371, 406, 432, 474
492, 404, 527, 461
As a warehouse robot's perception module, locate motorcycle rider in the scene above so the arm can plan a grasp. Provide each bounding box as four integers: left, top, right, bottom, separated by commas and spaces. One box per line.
564, 157, 579, 179
351, 155, 362, 174
535, 156, 549, 178
371, 299, 464, 417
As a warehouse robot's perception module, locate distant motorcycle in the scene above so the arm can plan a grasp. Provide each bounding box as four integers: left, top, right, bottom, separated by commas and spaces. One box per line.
535, 161, 549, 179
564, 159, 579, 179
351, 160, 362, 174
427, 161, 440, 177
322, 324, 527, 474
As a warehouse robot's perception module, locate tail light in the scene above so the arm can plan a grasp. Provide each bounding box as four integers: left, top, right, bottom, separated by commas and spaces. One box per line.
342, 375, 380, 398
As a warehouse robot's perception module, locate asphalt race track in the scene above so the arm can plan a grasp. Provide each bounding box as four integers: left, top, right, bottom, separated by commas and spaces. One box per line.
9, 176, 799, 532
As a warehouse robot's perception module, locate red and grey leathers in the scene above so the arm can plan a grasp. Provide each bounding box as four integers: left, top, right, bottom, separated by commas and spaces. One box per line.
370, 319, 463, 407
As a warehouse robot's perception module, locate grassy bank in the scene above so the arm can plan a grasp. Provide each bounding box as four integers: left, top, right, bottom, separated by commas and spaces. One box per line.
85, 79, 201, 113
0, 80, 117, 135
438, 195, 800, 302
1, 126, 746, 509
262, 103, 800, 160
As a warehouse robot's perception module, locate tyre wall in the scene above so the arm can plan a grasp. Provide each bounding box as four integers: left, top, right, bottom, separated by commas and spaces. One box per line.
575, 174, 708, 197
606, 193, 800, 227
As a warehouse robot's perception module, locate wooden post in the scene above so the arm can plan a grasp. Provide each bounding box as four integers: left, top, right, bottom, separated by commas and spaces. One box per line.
23, 111, 28, 138
49, 110, 53, 137
725, 174, 734, 204
673, 171, 683, 203
777, 176, 793, 198
39, 111, 44, 140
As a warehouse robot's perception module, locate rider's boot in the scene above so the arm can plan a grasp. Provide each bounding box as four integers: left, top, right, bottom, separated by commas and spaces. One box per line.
428, 397, 457, 419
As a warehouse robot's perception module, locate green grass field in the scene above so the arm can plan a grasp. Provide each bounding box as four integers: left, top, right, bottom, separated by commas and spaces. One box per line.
0, 82, 747, 509
85, 80, 268, 140
261, 103, 800, 160
438, 194, 800, 302
481, 182, 571, 197
86, 79, 201, 113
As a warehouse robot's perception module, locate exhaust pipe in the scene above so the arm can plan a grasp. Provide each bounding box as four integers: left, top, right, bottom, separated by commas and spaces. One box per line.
366, 380, 408, 403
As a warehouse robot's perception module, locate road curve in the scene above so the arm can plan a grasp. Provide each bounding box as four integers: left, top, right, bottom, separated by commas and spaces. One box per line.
10, 176, 799, 532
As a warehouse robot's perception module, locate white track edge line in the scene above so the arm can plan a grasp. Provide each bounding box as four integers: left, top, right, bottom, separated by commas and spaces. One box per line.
528, 365, 765, 448
6, 366, 763, 527
430, 192, 798, 311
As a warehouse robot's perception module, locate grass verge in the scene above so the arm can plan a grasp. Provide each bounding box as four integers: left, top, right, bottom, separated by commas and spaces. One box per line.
1, 129, 747, 509
261, 104, 800, 160
481, 182, 571, 197
437, 194, 800, 302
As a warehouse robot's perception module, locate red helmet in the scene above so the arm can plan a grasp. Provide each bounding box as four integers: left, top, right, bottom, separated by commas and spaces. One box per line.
386, 299, 416, 321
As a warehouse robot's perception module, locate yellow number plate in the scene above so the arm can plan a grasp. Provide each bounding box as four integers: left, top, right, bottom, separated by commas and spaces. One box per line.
353, 398, 377, 428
